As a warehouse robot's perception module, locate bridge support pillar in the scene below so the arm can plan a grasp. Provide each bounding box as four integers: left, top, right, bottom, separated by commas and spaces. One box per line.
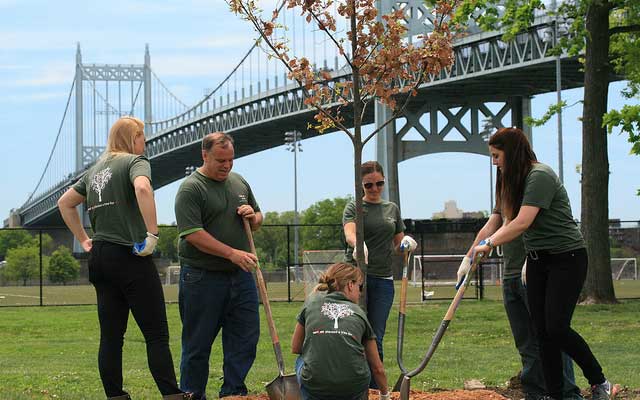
375, 101, 400, 207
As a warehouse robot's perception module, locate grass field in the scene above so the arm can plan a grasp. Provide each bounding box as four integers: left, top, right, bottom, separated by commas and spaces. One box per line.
0, 299, 638, 399
1, 279, 640, 306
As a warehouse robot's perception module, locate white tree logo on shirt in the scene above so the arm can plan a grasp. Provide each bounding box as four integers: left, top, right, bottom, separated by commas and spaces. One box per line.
321, 302, 354, 329
91, 167, 112, 202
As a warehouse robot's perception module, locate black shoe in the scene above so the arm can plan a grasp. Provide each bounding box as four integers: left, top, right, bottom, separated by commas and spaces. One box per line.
591, 380, 619, 400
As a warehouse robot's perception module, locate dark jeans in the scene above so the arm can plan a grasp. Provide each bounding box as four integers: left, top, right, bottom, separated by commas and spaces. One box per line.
178, 265, 259, 399
503, 277, 582, 399
88, 241, 181, 398
295, 356, 367, 400
526, 248, 605, 399
366, 275, 394, 389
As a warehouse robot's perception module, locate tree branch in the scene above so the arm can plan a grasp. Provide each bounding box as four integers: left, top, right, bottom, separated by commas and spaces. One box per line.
609, 24, 640, 36
308, 8, 354, 70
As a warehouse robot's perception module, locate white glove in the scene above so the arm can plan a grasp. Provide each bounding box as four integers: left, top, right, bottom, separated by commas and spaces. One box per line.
133, 232, 158, 257
379, 392, 391, 400
456, 256, 472, 287
521, 260, 527, 288
400, 235, 417, 252
352, 242, 369, 264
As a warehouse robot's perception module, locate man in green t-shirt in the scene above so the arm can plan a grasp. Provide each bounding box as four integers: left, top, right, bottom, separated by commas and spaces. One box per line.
174, 132, 263, 399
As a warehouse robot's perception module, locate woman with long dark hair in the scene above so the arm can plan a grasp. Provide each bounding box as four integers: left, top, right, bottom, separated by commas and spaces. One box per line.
471, 127, 617, 400
58, 116, 189, 400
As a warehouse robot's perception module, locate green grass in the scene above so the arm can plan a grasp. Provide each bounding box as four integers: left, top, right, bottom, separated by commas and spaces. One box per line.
2, 279, 639, 306
0, 300, 638, 399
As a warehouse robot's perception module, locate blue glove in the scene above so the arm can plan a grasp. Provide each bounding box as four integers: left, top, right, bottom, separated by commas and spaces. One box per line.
133, 232, 159, 257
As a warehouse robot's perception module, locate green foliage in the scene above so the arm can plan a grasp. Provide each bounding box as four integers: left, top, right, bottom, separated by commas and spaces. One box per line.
250, 197, 351, 270
300, 196, 351, 251
0, 230, 36, 260
4, 246, 43, 286
47, 246, 80, 285
157, 225, 180, 262
525, 100, 568, 127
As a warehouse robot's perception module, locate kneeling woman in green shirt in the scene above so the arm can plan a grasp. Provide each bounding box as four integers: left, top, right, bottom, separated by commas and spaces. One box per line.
292, 263, 390, 400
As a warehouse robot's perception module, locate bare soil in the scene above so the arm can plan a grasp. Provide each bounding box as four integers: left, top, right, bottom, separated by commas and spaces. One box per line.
222, 386, 640, 400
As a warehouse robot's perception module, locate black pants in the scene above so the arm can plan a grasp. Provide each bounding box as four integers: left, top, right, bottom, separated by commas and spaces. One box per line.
89, 241, 181, 397
526, 247, 605, 398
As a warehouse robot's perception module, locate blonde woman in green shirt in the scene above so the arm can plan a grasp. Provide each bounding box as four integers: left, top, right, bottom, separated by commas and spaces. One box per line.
471, 127, 617, 400
292, 262, 390, 400
58, 117, 188, 400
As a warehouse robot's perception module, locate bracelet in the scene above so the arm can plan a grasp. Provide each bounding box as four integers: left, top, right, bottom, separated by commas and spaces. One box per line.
147, 231, 159, 239
485, 237, 494, 249
380, 393, 391, 400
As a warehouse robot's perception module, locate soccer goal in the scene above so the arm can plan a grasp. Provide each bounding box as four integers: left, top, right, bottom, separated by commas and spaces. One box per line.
165, 265, 181, 285
611, 258, 638, 280
299, 249, 345, 299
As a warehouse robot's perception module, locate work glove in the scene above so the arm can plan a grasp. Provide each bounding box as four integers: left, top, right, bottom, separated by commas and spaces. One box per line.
521, 260, 527, 288
352, 242, 368, 264
133, 231, 159, 257
456, 255, 472, 289
379, 392, 391, 400
400, 235, 418, 252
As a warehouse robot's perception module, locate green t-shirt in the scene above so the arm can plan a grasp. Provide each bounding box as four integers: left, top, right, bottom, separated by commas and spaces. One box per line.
491, 209, 526, 280
502, 236, 527, 280
296, 291, 375, 397
521, 163, 585, 253
175, 170, 260, 272
342, 200, 405, 277
72, 153, 151, 246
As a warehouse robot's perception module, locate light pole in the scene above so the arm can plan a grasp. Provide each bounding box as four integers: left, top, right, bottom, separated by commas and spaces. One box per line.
285, 130, 302, 268
482, 119, 495, 211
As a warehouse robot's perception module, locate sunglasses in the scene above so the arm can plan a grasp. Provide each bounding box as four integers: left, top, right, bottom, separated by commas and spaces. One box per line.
363, 180, 385, 189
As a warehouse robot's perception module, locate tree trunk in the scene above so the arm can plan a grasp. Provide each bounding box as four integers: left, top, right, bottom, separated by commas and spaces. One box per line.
580, 0, 617, 304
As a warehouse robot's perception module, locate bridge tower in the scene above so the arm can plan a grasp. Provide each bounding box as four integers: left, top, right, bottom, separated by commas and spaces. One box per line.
74, 43, 153, 171
375, 0, 532, 208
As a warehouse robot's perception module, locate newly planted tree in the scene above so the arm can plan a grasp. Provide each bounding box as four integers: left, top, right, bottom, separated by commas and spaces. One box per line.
229, 0, 457, 292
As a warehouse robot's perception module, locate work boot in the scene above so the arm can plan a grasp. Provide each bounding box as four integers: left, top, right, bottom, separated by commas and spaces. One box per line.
107, 395, 131, 400
591, 380, 619, 400
163, 393, 193, 400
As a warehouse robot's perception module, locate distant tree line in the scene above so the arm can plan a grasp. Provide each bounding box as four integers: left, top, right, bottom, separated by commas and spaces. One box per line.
0, 230, 79, 286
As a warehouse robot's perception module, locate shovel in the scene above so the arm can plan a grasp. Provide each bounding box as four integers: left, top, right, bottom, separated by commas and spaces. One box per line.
243, 219, 301, 400
392, 249, 411, 392
395, 251, 484, 400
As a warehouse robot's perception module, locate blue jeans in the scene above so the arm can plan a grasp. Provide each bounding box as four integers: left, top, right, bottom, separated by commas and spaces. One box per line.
295, 357, 366, 400
366, 275, 394, 389
503, 277, 582, 399
178, 265, 259, 399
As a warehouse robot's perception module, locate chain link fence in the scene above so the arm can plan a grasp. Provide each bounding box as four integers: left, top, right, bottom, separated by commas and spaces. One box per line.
1, 220, 638, 306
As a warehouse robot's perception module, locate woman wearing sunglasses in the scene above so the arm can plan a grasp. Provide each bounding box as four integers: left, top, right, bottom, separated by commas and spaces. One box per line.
342, 161, 416, 388
292, 262, 390, 400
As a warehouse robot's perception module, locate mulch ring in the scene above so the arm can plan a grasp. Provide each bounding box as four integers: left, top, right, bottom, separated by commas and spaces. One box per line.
222, 390, 509, 400
223, 386, 640, 400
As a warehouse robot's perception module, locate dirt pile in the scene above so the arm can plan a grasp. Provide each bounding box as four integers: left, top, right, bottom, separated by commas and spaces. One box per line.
222, 388, 510, 399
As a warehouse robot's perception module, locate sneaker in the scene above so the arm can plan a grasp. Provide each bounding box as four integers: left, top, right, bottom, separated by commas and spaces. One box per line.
591, 380, 620, 400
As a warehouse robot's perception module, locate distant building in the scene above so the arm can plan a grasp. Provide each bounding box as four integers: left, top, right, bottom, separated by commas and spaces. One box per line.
432, 200, 485, 219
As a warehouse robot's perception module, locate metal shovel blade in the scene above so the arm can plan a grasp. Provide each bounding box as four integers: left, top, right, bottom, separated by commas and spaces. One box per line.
265, 373, 301, 400
399, 375, 412, 400
392, 373, 405, 392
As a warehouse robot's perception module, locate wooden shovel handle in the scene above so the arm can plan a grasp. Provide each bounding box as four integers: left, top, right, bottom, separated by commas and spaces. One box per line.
243, 219, 286, 373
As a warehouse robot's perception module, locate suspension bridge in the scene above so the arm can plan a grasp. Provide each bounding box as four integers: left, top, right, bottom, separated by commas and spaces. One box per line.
8, 0, 609, 228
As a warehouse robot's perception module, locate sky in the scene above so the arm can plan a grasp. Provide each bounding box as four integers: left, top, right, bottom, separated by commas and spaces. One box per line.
0, 0, 638, 227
